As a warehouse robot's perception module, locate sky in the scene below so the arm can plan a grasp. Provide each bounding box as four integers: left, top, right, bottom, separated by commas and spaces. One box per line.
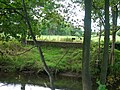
56, 0, 85, 28
55, 0, 120, 31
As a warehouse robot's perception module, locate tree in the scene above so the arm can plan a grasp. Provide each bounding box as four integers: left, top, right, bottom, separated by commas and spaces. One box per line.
0, 0, 59, 90
0, 0, 58, 41
0, 0, 27, 41
109, 1, 119, 65
22, 0, 55, 90
92, 0, 120, 67
100, 0, 110, 84
82, 0, 92, 90
38, 11, 72, 35
0, 0, 32, 42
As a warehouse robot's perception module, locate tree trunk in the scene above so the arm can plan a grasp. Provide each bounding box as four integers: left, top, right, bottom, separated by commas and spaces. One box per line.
82, 0, 92, 90
21, 33, 27, 45
21, 0, 55, 90
100, 0, 110, 85
97, 21, 102, 61
109, 5, 118, 66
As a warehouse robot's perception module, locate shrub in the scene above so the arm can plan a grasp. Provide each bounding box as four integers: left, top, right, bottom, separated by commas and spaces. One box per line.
97, 81, 107, 90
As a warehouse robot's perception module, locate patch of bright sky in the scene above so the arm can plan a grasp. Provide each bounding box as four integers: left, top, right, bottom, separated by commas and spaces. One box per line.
55, 0, 84, 28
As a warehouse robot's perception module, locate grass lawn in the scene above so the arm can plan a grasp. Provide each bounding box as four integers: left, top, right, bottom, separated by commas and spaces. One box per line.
35, 35, 120, 43
91, 35, 120, 42
36, 35, 83, 42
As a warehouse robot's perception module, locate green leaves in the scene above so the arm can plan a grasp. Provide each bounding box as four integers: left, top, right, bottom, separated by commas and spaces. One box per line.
0, 0, 62, 40
97, 81, 107, 90
0, 0, 83, 40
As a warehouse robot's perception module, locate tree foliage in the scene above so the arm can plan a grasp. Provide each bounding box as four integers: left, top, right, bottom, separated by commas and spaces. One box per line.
0, 0, 71, 41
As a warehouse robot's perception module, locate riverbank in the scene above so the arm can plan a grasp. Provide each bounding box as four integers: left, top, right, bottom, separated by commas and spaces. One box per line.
0, 40, 82, 74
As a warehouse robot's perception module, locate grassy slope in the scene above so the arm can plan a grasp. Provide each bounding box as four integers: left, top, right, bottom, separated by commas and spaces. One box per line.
0, 35, 120, 75
0, 40, 82, 73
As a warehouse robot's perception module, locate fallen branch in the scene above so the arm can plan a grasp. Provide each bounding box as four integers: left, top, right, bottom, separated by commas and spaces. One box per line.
0, 46, 36, 56
12, 46, 36, 56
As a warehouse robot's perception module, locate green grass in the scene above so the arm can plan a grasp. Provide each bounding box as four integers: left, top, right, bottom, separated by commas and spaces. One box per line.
0, 35, 120, 75
91, 35, 120, 42
35, 35, 120, 43
0, 40, 82, 73
36, 35, 83, 42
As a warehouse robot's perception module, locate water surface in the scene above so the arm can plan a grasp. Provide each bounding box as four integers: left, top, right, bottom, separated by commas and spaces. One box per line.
0, 72, 82, 90
0, 83, 61, 90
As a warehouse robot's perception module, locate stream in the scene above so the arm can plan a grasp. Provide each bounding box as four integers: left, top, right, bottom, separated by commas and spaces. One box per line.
0, 72, 82, 90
